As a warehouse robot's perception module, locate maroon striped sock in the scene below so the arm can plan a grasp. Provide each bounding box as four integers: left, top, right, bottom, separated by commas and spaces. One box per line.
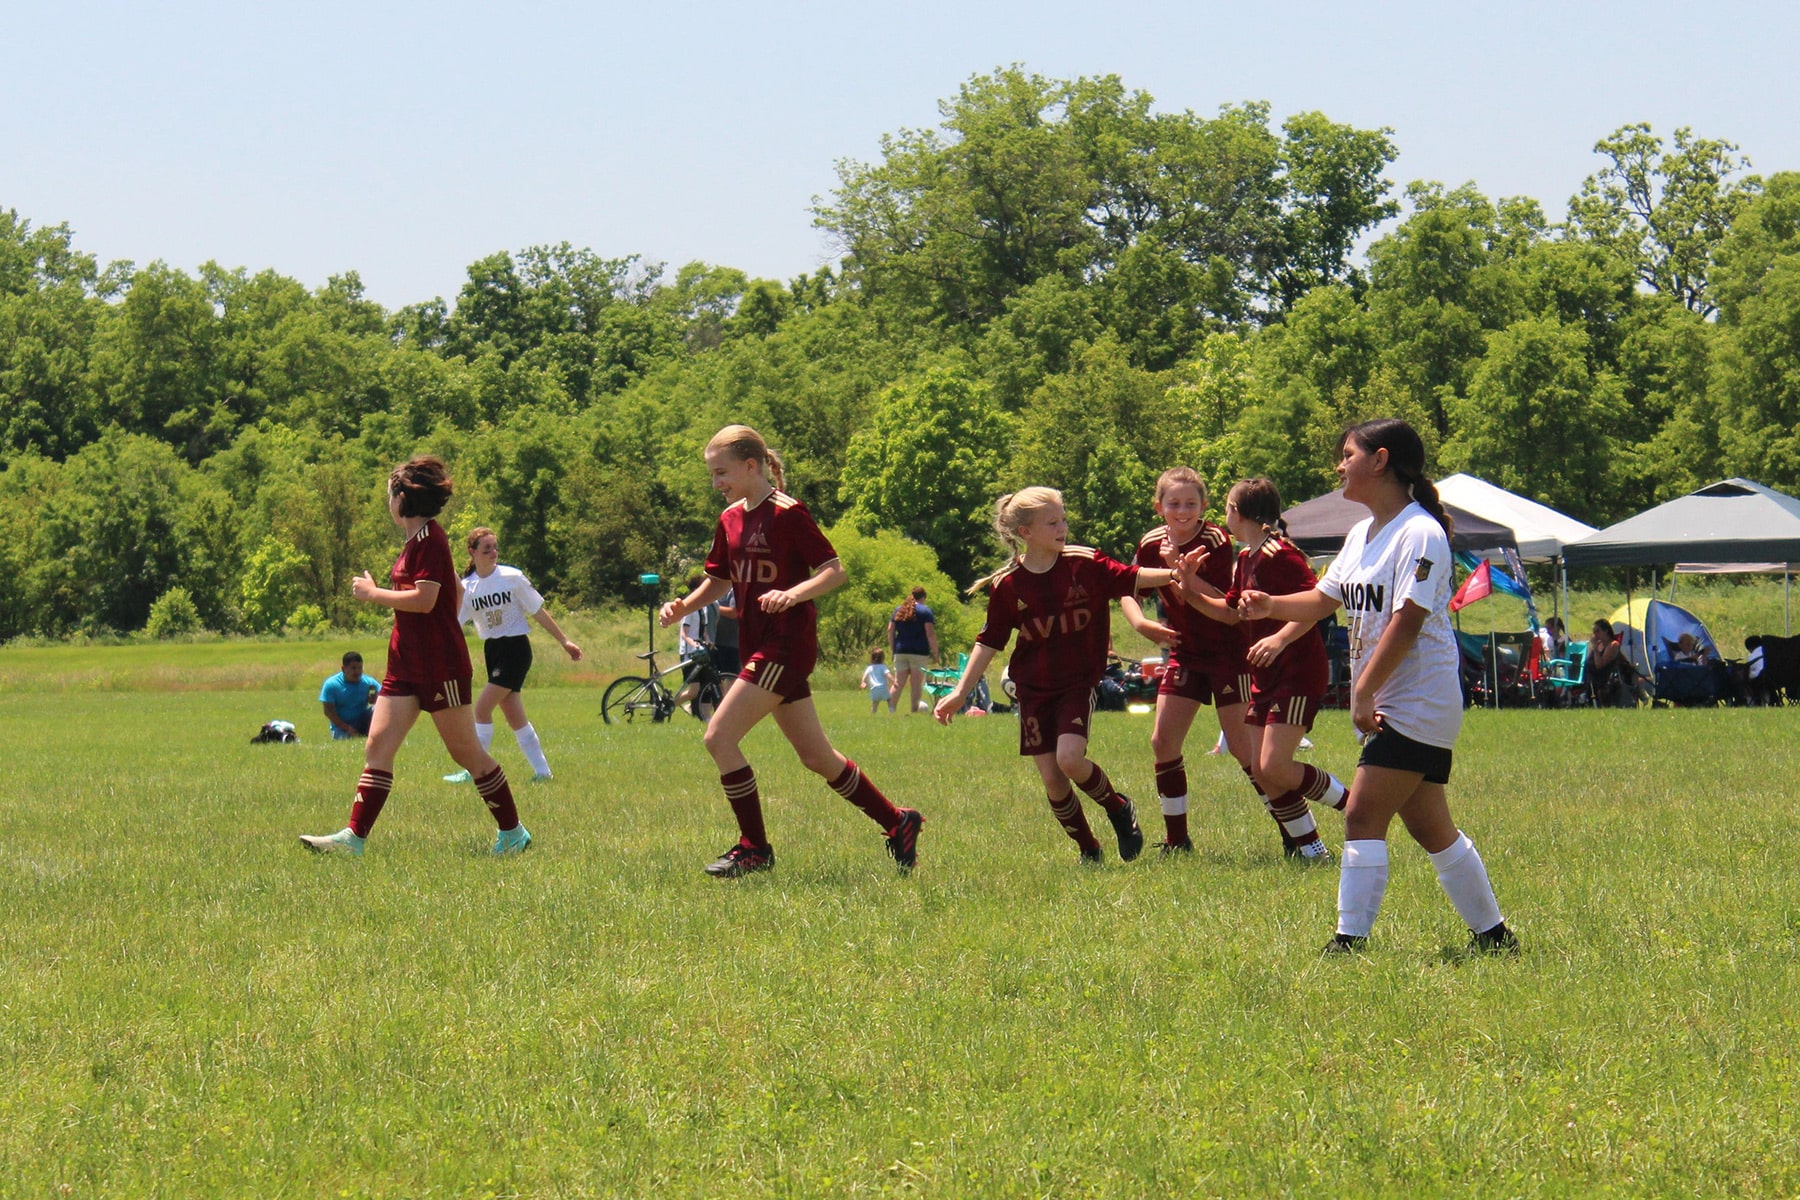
829, 758, 902, 831
721, 766, 768, 848
1155, 756, 1188, 842
1300, 764, 1346, 810
1048, 790, 1101, 852
474, 765, 520, 830
1154, 756, 1187, 800
1244, 763, 1294, 847
348, 767, 393, 838
1076, 764, 1126, 813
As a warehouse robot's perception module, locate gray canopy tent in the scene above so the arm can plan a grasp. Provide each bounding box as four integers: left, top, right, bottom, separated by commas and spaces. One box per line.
1282, 488, 1518, 556
1564, 479, 1800, 634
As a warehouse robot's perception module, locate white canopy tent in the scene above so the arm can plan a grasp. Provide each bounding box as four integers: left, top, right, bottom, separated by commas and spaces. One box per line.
1435, 475, 1598, 563
1435, 474, 1599, 619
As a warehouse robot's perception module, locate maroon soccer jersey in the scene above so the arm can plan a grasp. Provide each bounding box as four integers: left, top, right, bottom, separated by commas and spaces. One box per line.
387, 520, 472, 684
1135, 521, 1240, 667
976, 547, 1141, 693
704, 490, 838, 661
1224, 536, 1328, 693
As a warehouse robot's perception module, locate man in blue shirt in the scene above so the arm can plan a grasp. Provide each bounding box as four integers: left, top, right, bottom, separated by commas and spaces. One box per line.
320, 651, 381, 739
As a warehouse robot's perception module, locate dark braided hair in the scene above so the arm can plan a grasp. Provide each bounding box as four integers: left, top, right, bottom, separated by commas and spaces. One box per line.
1225, 478, 1290, 542
1340, 419, 1454, 537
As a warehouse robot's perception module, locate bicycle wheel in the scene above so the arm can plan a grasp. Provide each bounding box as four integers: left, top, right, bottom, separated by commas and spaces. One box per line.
602, 676, 661, 725
687, 676, 724, 720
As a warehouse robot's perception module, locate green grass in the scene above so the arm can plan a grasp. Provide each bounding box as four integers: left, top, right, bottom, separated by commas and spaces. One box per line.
4, 663, 1800, 1197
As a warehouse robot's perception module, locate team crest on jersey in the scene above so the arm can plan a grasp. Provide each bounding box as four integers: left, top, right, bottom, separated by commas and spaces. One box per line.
1414, 557, 1434, 582
1016, 597, 1029, 612
1065, 585, 1090, 605
746, 528, 770, 549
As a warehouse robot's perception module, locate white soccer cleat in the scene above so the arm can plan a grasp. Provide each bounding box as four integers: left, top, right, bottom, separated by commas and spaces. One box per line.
299, 828, 365, 856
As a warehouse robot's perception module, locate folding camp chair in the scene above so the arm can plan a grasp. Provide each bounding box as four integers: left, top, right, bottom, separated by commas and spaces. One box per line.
1543, 640, 1590, 706
923, 653, 966, 702
924, 653, 991, 713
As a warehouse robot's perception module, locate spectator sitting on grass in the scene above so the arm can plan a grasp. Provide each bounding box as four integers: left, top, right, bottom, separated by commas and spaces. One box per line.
320, 651, 381, 739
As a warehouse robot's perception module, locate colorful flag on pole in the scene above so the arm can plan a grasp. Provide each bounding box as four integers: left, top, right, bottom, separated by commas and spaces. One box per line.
1450, 559, 1493, 612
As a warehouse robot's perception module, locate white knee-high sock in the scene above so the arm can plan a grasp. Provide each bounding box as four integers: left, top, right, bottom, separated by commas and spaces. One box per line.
514, 722, 551, 777
1338, 839, 1390, 938
1428, 831, 1503, 933
475, 721, 495, 752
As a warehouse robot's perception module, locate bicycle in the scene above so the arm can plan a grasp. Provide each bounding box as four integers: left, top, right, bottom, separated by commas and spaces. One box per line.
601, 646, 724, 725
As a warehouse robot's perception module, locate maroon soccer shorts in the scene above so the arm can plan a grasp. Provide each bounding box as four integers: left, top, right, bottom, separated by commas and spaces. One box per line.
379, 675, 472, 713
1158, 656, 1251, 708
739, 650, 814, 704
1245, 689, 1322, 732
1015, 685, 1097, 757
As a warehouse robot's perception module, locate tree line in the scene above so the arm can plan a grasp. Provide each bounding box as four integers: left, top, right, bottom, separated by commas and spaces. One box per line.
3, 67, 1797, 644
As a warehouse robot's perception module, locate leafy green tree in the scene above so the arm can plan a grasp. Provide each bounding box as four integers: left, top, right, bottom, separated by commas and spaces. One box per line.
1269, 110, 1402, 308
1013, 336, 1175, 557
815, 523, 975, 663
27, 432, 205, 633
0, 210, 109, 459
1569, 123, 1761, 316
1441, 315, 1621, 520
975, 273, 1100, 409
464, 410, 575, 591
839, 363, 1016, 584
85, 262, 228, 462
1363, 183, 1520, 436
239, 535, 312, 634
553, 457, 697, 605
145, 586, 202, 638
820, 68, 1095, 325
1706, 173, 1800, 488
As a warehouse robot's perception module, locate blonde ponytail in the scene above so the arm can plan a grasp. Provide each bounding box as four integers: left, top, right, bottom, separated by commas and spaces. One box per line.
707, 424, 786, 492
969, 487, 1064, 593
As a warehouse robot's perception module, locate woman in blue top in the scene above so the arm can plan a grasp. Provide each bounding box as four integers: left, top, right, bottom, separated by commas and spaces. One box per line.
887, 586, 938, 715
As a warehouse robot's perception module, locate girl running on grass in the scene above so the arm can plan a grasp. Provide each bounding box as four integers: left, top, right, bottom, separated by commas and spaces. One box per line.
658, 425, 923, 877
301, 456, 531, 857
442, 527, 583, 785
1236, 420, 1516, 953
934, 487, 1186, 864
1176, 478, 1346, 862
1119, 467, 1276, 855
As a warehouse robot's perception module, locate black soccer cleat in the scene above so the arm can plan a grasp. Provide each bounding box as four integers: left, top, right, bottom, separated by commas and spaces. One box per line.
1157, 838, 1194, 857
1469, 922, 1520, 955
1079, 844, 1104, 865
1322, 933, 1368, 955
1107, 797, 1145, 862
704, 841, 774, 878
886, 808, 923, 872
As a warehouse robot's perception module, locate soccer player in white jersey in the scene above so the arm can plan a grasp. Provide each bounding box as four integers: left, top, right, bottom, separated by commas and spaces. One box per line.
1236, 419, 1518, 955
444, 527, 582, 783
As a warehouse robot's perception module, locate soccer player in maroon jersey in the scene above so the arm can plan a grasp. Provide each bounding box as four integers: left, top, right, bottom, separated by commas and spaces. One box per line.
299, 456, 531, 857
659, 425, 923, 878
933, 487, 1185, 864
1179, 479, 1347, 861
1118, 467, 1262, 855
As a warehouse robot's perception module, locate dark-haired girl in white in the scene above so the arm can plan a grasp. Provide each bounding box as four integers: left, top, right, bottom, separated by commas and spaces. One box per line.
1237, 419, 1516, 954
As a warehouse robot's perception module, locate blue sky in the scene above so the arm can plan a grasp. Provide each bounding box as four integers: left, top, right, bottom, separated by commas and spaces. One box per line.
5, 1, 1794, 309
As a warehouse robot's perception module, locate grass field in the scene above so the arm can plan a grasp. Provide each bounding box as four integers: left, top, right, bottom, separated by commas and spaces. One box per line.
4, 631, 1800, 1197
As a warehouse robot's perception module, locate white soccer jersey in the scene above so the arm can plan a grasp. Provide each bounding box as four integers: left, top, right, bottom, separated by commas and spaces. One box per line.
1318, 502, 1464, 748
457, 565, 544, 640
